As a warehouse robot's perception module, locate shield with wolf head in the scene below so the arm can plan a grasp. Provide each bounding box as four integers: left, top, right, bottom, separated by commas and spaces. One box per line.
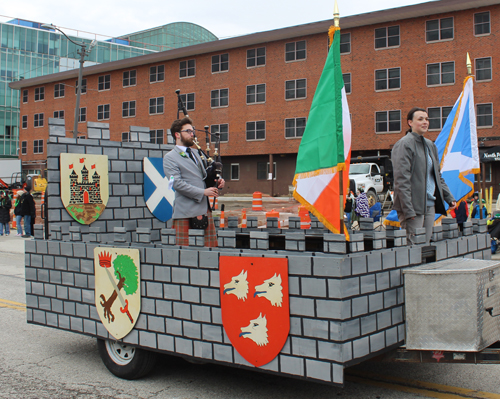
94, 247, 141, 340
60, 153, 108, 224
143, 157, 175, 222
220, 256, 289, 367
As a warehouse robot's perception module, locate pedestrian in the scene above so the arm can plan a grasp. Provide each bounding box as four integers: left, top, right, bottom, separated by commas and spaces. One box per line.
163, 116, 225, 247
469, 192, 479, 216
392, 107, 456, 245
471, 198, 487, 219
13, 191, 24, 236
450, 200, 468, 231
0, 191, 12, 236
354, 188, 370, 218
20, 188, 36, 237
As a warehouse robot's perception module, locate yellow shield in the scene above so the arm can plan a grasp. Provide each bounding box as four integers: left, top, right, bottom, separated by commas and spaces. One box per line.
94, 247, 141, 340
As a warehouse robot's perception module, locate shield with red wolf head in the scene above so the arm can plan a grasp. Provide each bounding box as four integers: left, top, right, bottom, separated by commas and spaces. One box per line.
220, 256, 289, 367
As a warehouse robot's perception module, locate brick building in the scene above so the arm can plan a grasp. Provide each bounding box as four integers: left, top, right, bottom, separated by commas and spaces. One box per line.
10, 0, 500, 196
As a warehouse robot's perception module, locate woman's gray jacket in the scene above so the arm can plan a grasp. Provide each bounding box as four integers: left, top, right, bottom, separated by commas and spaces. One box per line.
391, 131, 455, 219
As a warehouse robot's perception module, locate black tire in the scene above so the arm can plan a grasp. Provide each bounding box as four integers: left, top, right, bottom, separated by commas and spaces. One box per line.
367, 190, 378, 208
97, 339, 158, 380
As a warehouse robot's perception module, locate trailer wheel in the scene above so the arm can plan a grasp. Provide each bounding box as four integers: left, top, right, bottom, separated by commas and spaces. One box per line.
367, 190, 378, 207
97, 339, 158, 380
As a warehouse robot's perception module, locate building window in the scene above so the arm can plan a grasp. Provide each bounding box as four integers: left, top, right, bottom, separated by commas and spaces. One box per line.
247, 47, 266, 67
375, 110, 401, 133
78, 107, 86, 123
476, 57, 492, 81
54, 83, 65, 98
477, 103, 493, 127
428, 106, 452, 130
22, 89, 28, 103
150, 129, 164, 144
246, 121, 266, 141
21, 141, 27, 155
475, 12, 490, 36
426, 17, 453, 42
230, 164, 240, 180
53, 110, 64, 119
34, 113, 44, 127
340, 33, 351, 54
375, 68, 400, 91
75, 79, 87, 94
121, 132, 130, 142
149, 97, 164, 114
34, 87, 44, 101
212, 54, 229, 73
123, 70, 136, 87
343, 73, 351, 94
22, 115, 28, 129
180, 93, 195, 111
122, 101, 136, 118
285, 40, 306, 61
257, 162, 276, 180
33, 139, 44, 154
210, 124, 229, 142
375, 26, 400, 49
211, 89, 229, 108
180, 59, 196, 78
98, 75, 111, 91
285, 118, 306, 138
246, 84, 266, 104
285, 79, 306, 100
97, 104, 110, 120
427, 62, 454, 86
150, 65, 165, 83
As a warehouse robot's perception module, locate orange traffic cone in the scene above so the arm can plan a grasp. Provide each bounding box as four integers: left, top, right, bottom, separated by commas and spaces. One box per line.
300, 211, 311, 230
241, 209, 247, 228
219, 204, 225, 229
12, 218, 17, 230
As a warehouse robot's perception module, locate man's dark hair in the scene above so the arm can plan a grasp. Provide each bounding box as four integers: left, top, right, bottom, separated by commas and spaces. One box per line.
170, 116, 193, 142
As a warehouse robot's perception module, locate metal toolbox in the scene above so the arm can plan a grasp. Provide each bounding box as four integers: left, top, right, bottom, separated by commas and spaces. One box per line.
404, 258, 500, 352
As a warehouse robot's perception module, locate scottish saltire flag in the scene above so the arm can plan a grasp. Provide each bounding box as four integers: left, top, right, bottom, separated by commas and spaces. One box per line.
384, 75, 479, 227
292, 25, 351, 235
435, 75, 479, 206
143, 157, 175, 222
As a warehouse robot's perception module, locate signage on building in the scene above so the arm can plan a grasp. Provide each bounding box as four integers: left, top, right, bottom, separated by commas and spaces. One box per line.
480, 146, 500, 163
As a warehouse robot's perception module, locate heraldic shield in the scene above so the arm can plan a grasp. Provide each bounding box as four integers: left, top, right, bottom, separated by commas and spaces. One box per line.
143, 157, 175, 222
220, 256, 289, 367
60, 153, 109, 224
94, 247, 141, 340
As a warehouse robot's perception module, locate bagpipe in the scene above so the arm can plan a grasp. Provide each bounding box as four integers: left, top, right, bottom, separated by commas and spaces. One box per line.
175, 89, 223, 190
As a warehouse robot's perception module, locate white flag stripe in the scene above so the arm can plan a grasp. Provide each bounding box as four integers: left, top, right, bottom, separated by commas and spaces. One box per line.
296, 172, 335, 204
341, 87, 351, 160
144, 158, 175, 210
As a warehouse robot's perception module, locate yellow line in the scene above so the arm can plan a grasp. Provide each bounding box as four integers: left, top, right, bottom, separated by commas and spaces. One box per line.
347, 370, 500, 399
0, 303, 26, 312
0, 298, 26, 307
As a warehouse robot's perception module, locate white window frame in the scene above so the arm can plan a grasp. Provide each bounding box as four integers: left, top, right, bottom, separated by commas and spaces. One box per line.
374, 26, 400, 50
426, 61, 455, 87
97, 104, 110, 121
150, 129, 164, 144
150, 65, 165, 83
285, 79, 307, 100
246, 121, 266, 141
22, 115, 28, 129
75, 79, 87, 94
477, 103, 493, 128
285, 117, 307, 139
211, 89, 229, 108
427, 106, 453, 131
180, 93, 195, 111
285, 40, 306, 62
78, 107, 87, 123
123, 70, 137, 87
180, 59, 196, 78
246, 84, 266, 104
230, 163, 240, 181
122, 101, 136, 118
375, 110, 401, 134
375, 67, 401, 91
21, 141, 27, 155
34, 87, 44, 101
425, 17, 454, 43
474, 11, 491, 36
475, 57, 492, 82
247, 47, 266, 68
340, 33, 351, 54
211, 54, 229, 73
210, 124, 229, 143
98, 75, 111, 91
343, 73, 351, 94
122, 132, 130, 142
33, 139, 44, 154
34, 113, 44, 128
54, 83, 65, 99
149, 97, 164, 115
53, 110, 64, 119
22, 89, 28, 103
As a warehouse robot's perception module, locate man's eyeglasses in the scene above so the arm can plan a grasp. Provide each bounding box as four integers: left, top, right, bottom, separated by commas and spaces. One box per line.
180, 129, 195, 135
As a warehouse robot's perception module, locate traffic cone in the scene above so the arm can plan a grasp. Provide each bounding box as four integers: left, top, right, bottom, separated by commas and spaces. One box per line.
241, 209, 247, 228
12, 218, 17, 230
300, 211, 311, 230
219, 204, 225, 229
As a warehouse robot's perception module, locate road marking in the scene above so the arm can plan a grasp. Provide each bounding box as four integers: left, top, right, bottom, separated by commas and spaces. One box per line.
346, 369, 500, 398
0, 298, 26, 312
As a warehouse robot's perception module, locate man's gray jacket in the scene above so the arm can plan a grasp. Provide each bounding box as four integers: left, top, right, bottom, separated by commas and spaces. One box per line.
163, 146, 208, 219
391, 131, 454, 219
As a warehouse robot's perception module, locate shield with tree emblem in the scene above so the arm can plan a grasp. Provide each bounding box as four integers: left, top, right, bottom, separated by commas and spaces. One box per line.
94, 247, 141, 340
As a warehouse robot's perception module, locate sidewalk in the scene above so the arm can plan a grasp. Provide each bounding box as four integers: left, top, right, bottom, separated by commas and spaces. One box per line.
0, 234, 30, 254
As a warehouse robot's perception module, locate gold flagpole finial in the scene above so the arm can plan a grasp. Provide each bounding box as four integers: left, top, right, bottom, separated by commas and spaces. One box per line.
334, 0, 340, 28
466, 52, 472, 75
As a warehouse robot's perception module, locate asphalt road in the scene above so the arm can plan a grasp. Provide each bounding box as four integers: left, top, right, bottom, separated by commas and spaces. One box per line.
2, 235, 500, 398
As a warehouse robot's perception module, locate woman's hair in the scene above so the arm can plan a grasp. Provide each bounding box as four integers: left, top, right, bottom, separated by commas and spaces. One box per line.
406, 107, 427, 133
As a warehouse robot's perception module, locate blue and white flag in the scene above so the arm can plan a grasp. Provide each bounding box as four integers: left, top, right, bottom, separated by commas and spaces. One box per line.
143, 157, 175, 222
435, 75, 480, 206
384, 76, 479, 227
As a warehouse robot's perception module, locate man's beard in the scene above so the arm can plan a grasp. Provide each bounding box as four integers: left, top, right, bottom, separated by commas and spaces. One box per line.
181, 135, 195, 147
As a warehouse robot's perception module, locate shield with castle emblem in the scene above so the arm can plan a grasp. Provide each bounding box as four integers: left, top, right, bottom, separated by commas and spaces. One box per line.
220, 256, 289, 367
94, 247, 141, 340
60, 153, 109, 224
143, 157, 175, 222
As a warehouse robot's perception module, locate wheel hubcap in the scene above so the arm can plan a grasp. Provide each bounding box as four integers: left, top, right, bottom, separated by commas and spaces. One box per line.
105, 340, 135, 365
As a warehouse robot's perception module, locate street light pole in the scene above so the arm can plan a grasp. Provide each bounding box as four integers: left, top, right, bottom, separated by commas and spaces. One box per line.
41, 24, 96, 138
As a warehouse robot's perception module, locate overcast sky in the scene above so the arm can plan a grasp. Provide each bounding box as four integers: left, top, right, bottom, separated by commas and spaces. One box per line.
3, 0, 434, 40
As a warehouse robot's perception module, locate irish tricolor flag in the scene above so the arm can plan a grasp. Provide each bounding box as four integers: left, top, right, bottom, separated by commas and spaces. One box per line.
293, 25, 351, 235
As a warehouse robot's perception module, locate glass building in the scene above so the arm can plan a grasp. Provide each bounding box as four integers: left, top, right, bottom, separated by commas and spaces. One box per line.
0, 19, 218, 159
